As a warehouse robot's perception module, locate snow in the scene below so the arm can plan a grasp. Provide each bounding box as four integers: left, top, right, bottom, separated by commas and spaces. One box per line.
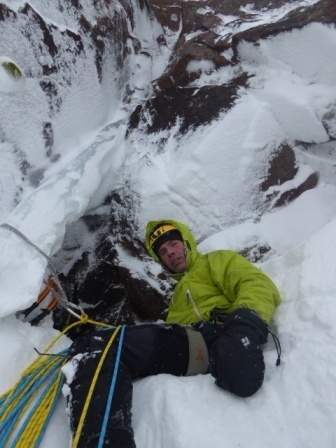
1, 2, 336, 447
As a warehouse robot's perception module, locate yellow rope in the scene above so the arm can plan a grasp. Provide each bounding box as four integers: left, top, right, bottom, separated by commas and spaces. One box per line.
15, 364, 66, 447
0, 313, 117, 447
0, 356, 60, 422
72, 325, 122, 448
34, 313, 114, 357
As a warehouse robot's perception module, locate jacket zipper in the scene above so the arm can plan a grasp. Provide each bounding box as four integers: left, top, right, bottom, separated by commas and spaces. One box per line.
186, 288, 204, 321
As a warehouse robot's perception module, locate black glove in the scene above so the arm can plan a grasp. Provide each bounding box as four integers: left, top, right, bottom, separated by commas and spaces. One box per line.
225, 308, 269, 345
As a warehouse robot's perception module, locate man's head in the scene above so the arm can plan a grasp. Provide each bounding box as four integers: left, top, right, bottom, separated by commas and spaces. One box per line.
149, 223, 187, 273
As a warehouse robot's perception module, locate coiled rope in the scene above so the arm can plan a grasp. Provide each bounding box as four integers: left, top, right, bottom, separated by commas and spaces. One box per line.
0, 313, 125, 447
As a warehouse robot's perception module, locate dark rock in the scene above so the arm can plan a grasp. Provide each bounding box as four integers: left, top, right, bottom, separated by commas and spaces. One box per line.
147, 0, 182, 32
90, 12, 130, 82
239, 243, 273, 263
261, 143, 319, 208
231, 0, 336, 65
28, 168, 45, 188
261, 144, 298, 192
53, 192, 171, 336
42, 122, 54, 157
150, 0, 336, 92
21, 4, 59, 60
274, 172, 318, 207
130, 74, 250, 134
39, 80, 62, 116
0, 3, 16, 21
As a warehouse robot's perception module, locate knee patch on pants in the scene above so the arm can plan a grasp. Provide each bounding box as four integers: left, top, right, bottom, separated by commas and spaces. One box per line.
185, 328, 209, 376
122, 325, 208, 378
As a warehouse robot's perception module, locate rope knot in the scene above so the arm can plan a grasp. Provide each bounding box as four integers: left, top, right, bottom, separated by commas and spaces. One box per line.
80, 313, 89, 323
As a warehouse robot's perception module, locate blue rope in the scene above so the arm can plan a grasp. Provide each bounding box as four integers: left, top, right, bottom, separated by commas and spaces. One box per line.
0, 362, 48, 413
98, 325, 126, 448
0, 349, 68, 447
9, 369, 60, 448
35, 372, 65, 447
4, 358, 62, 411
0, 360, 63, 445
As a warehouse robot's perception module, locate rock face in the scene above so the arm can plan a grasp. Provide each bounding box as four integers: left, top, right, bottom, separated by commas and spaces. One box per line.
149, 0, 336, 92
1, 0, 334, 332
0, 1, 131, 184
129, 74, 250, 134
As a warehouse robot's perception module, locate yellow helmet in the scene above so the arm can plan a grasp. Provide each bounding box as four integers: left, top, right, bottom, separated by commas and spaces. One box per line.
149, 223, 183, 254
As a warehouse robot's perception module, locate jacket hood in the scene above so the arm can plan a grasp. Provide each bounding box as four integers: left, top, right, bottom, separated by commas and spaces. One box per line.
145, 220, 198, 276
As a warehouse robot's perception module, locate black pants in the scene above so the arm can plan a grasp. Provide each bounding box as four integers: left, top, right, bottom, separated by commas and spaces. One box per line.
66, 309, 268, 447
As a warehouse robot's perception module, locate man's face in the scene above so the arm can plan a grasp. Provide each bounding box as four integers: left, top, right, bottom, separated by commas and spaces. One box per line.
157, 240, 187, 273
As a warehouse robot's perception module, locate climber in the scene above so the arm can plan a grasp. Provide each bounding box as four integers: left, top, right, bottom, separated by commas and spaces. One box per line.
66, 220, 281, 447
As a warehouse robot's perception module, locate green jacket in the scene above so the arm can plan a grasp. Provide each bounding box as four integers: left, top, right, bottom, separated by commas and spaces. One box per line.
145, 220, 281, 325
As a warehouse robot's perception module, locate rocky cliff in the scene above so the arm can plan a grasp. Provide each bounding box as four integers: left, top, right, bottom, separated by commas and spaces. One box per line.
0, 0, 335, 332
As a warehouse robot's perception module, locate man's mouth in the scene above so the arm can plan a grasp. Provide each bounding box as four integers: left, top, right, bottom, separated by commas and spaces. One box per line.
171, 257, 181, 267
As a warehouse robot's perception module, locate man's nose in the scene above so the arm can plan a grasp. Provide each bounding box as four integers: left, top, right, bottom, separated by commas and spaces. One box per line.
167, 246, 175, 256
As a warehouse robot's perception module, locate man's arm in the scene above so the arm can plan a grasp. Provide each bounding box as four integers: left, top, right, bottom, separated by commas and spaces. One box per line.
209, 250, 281, 323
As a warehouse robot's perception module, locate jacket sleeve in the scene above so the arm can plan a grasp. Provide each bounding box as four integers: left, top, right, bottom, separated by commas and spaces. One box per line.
209, 250, 281, 323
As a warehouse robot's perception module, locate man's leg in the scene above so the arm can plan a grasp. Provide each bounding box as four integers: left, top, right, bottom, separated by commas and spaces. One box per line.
65, 324, 208, 447
122, 324, 208, 379
66, 330, 136, 448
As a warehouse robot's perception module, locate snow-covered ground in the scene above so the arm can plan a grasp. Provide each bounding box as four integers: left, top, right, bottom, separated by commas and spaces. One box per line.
1, 6, 336, 448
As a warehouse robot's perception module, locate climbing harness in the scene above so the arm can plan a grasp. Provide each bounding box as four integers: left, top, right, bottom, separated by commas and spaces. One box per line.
0, 313, 125, 448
